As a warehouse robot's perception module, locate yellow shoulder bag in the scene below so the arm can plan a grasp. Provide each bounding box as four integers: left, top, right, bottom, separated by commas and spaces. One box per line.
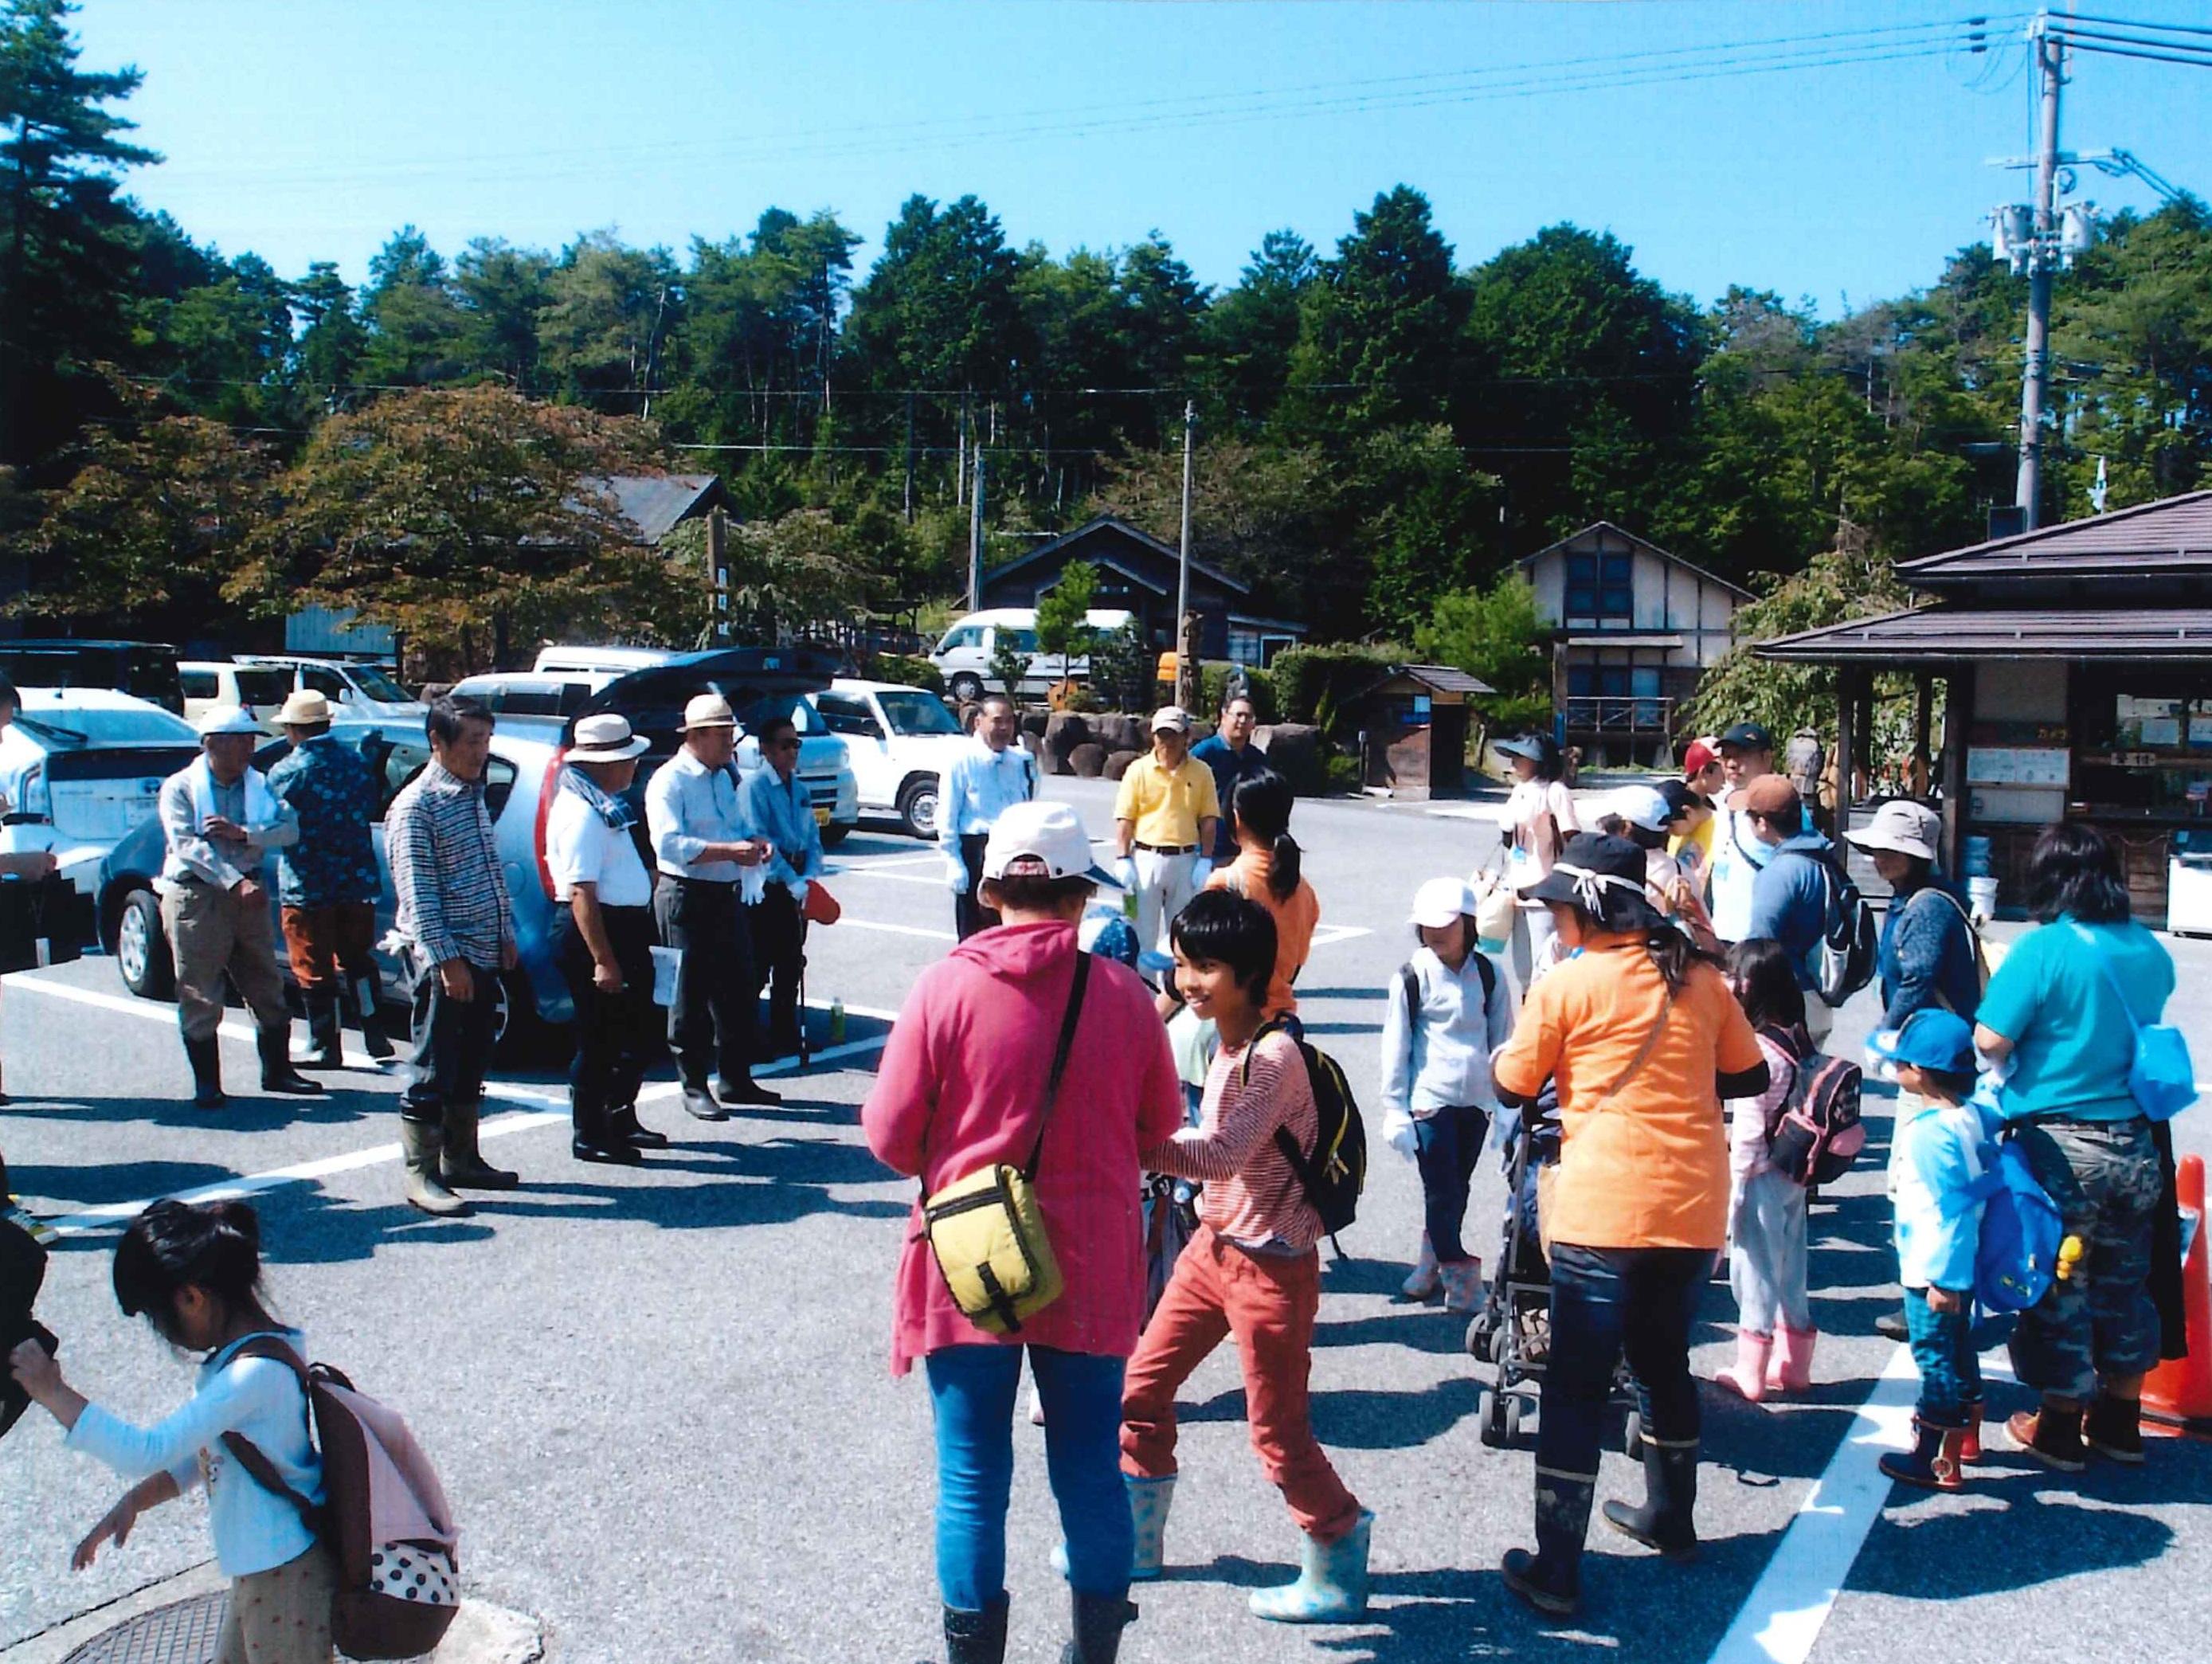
921, 953, 1090, 1336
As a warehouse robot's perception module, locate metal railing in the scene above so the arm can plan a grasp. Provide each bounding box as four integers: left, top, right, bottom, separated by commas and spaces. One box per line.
1564, 695, 1677, 734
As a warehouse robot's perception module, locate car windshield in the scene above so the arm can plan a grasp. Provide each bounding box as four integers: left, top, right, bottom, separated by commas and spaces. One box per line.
740, 695, 823, 737
14, 705, 197, 747
879, 691, 961, 736
350, 665, 411, 702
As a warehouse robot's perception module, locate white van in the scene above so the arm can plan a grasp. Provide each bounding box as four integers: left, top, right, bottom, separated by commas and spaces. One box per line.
928, 608, 1136, 703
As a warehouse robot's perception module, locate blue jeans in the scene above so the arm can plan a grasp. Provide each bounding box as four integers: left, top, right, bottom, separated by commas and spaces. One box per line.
1537, 1245, 1709, 1482
1905, 1287, 1982, 1427
925, 1345, 1133, 1611
1412, 1105, 1491, 1263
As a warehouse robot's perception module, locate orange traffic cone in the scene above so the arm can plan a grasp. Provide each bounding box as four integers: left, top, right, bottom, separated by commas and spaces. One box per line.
2144, 1154, 2210, 1432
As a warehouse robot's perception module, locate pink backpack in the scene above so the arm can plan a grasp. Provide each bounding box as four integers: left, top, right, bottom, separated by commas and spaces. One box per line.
1759, 1024, 1866, 1188
224, 1337, 461, 1661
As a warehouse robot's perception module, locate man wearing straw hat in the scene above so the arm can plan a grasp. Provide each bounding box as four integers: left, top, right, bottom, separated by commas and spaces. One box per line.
266, 689, 393, 1071
647, 693, 779, 1122
546, 712, 666, 1164
155, 707, 323, 1110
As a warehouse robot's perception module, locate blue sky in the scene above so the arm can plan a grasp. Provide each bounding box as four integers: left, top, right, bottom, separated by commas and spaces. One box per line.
69, 0, 2212, 318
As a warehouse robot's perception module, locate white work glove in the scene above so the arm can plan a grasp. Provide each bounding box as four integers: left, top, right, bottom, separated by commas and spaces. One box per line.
789, 879, 810, 908
1383, 1105, 1419, 1164
943, 852, 970, 893
1188, 855, 1213, 888
1115, 855, 1139, 891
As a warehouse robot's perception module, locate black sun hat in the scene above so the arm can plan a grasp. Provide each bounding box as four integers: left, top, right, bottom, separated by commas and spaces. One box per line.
1526, 832, 1669, 932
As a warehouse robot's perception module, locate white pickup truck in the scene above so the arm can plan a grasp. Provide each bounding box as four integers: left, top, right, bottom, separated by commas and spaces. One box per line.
815, 679, 971, 840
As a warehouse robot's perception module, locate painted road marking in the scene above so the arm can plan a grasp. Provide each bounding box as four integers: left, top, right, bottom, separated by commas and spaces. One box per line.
1705, 1344, 1919, 1664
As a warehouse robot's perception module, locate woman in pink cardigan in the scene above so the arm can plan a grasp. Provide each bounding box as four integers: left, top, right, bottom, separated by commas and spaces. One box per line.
863, 801, 1184, 1664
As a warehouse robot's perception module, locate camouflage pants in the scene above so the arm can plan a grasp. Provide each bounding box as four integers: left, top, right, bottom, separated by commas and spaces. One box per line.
2008, 1117, 2164, 1402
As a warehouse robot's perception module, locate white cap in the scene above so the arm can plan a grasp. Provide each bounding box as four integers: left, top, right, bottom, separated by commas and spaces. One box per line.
196, 706, 264, 738
1610, 785, 1674, 835
1846, 799, 1941, 862
567, 712, 650, 762
1407, 876, 1477, 929
1150, 706, 1192, 734
981, 801, 1121, 887
679, 693, 736, 732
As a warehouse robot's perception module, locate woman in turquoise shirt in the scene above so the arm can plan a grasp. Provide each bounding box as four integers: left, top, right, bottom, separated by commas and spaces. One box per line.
1973, 823, 2178, 1474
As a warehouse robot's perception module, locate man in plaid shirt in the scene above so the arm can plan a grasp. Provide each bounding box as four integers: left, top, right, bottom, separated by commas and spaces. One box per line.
386, 695, 519, 1216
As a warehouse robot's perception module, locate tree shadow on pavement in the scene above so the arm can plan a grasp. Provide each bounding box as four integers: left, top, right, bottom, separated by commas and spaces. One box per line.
1180, 1376, 1484, 1451
1315, 1310, 1472, 1357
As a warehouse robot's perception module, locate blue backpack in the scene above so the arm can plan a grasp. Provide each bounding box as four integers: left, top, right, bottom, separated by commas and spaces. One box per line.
1954, 1137, 2065, 1314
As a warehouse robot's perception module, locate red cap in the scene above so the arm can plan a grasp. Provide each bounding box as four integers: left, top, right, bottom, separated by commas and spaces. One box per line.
1682, 738, 1718, 779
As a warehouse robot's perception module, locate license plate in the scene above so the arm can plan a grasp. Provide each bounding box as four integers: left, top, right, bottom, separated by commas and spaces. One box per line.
812, 807, 831, 826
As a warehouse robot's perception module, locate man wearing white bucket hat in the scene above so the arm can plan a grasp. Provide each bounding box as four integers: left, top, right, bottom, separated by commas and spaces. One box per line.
547, 712, 664, 1165
648, 693, 779, 1121
155, 707, 321, 1110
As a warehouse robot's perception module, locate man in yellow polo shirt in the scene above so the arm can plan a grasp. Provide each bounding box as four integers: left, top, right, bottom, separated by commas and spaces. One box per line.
1114, 706, 1221, 954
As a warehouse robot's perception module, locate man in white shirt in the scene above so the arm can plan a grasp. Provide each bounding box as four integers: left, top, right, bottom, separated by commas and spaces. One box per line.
646, 695, 777, 1121
937, 694, 1037, 939
156, 707, 321, 1110
545, 714, 663, 1164
1707, 720, 1776, 944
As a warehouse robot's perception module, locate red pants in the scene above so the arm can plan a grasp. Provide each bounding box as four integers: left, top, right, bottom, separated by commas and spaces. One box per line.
1121, 1223, 1361, 1541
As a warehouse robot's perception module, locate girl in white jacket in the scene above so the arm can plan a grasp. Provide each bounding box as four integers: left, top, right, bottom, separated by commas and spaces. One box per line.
1380, 878, 1516, 1314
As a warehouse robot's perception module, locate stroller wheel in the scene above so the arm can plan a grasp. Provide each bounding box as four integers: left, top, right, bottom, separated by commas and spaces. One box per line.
1479, 1388, 1508, 1449
1622, 1408, 1644, 1455
1502, 1394, 1525, 1449
1465, 1315, 1489, 1360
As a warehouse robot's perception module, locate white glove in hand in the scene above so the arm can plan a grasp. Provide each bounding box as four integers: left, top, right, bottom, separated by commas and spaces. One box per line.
1383, 1105, 1419, 1163
944, 852, 970, 893
1188, 856, 1213, 887
789, 879, 810, 908
1115, 855, 1139, 891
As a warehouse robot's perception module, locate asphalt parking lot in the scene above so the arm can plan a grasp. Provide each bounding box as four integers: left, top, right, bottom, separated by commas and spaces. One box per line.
3, 775, 2208, 1664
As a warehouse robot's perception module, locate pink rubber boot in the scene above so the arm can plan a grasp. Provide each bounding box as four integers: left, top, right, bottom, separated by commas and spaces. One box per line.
1768, 1325, 1818, 1396
1715, 1329, 1773, 1403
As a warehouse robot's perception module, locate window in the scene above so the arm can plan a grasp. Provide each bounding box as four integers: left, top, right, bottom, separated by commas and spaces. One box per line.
1564, 552, 1633, 624
814, 693, 883, 738
482, 757, 518, 820
180, 670, 217, 701
994, 627, 1039, 655
878, 691, 961, 736
303, 668, 348, 698
233, 670, 294, 708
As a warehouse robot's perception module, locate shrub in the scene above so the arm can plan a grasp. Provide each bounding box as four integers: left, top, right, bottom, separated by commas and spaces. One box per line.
1199, 663, 1278, 724
1269, 644, 1397, 734
871, 653, 943, 695
1322, 751, 1364, 795
1086, 621, 1153, 713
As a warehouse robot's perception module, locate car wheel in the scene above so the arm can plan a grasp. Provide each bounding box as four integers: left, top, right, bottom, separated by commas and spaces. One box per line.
820, 823, 850, 851
948, 672, 984, 703
897, 777, 940, 840
116, 888, 175, 1000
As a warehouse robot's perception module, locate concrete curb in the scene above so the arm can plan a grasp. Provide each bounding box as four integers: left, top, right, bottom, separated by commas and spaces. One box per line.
0, 1564, 542, 1664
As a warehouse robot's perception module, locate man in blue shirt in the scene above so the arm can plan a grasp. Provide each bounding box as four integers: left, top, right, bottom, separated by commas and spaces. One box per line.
740, 714, 824, 1059
936, 694, 1036, 939
266, 691, 390, 1071
1189, 692, 1269, 862
1738, 773, 1840, 1045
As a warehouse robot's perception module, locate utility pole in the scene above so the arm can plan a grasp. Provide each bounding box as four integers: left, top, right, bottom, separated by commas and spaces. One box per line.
2016, 17, 2064, 529
968, 449, 986, 613
1175, 398, 1197, 711
902, 393, 916, 524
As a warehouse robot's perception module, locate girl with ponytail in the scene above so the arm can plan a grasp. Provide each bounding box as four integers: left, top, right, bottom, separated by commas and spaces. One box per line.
1204, 769, 1320, 1024
7, 1198, 337, 1662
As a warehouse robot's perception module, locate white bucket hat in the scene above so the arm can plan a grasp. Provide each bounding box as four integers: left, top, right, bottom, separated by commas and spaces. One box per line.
679, 693, 737, 732
982, 801, 1122, 887
1846, 799, 1941, 863
1407, 876, 1477, 929
568, 712, 650, 762
1609, 785, 1674, 835
196, 706, 264, 738
277, 689, 332, 726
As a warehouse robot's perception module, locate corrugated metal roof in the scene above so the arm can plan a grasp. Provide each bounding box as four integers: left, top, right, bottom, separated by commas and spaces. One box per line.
1898, 491, 2212, 581
1400, 664, 1494, 694
1758, 605, 2212, 662
595, 474, 722, 543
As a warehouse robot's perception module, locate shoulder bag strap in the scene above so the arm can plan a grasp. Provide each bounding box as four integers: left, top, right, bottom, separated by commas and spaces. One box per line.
1592, 991, 1675, 1110
2069, 922, 2144, 1040
1020, 951, 1092, 1180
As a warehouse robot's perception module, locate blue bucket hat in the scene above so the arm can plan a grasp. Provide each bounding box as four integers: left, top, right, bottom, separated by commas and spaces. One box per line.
1874, 1008, 1978, 1078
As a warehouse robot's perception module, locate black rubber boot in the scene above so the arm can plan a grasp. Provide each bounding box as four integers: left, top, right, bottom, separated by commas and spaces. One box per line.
184, 1036, 226, 1110
296, 988, 344, 1070
1062, 1591, 1137, 1664
258, 1028, 324, 1096
609, 1104, 669, 1150
350, 971, 396, 1061
1879, 1416, 1967, 1491
571, 1098, 641, 1165
943, 1595, 1009, 1664
1501, 1466, 1595, 1617
1602, 1435, 1701, 1560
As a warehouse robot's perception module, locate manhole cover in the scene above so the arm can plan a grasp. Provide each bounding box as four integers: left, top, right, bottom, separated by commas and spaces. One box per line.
60, 1590, 225, 1664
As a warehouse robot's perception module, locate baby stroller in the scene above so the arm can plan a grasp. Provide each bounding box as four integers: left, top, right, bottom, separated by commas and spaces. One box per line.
1468, 1089, 1646, 1454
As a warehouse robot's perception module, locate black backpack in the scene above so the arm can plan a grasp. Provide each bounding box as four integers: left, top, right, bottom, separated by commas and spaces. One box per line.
1760, 1024, 1867, 1186
1791, 848, 1877, 1008
1246, 1016, 1366, 1247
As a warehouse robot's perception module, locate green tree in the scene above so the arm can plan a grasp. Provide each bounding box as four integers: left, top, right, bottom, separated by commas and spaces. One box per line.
249, 385, 670, 668
1035, 558, 1098, 686
0, 0, 158, 464
539, 230, 679, 410
1199, 229, 1316, 425
1414, 571, 1548, 739
454, 237, 552, 391
847, 194, 1027, 393
1287, 186, 1460, 431
290, 260, 366, 392
357, 226, 466, 387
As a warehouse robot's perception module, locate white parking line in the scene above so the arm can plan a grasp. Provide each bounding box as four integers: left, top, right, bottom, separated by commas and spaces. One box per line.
1705, 1343, 1919, 1664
